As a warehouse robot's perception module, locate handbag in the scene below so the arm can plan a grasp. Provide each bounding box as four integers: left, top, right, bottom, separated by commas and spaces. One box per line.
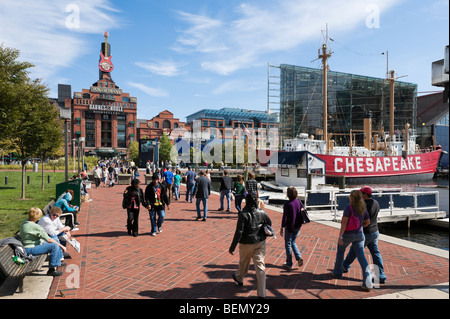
300, 208, 310, 224
264, 224, 277, 239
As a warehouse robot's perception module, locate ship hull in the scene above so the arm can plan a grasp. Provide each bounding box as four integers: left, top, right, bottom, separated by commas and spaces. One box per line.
315, 149, 442, 184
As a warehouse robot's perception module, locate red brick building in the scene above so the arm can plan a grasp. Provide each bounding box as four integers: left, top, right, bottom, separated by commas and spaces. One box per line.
137, 110, 191, 143
67, 32, 138, 158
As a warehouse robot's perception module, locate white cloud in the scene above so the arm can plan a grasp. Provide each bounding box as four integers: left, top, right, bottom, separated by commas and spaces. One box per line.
0, 0, 120, 80
174, 0, 402, 75
128, 82, 169, 98
135, 61, 185, 77
212, 79, 262, 95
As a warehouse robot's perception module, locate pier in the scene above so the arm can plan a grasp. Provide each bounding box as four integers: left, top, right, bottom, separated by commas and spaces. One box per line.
1, 176, 447, 300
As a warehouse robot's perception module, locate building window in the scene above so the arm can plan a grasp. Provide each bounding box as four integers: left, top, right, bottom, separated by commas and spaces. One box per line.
174, 123, 179, 129
154, 121, 159, 128
203, 120, 209, 127
163, 120, 171, 129
281, 168, 289, 177
209, 121, 217, 127
122, 97, 129, 103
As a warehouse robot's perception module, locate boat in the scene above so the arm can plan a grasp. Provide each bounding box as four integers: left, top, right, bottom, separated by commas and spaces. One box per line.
278, 31, 442, 185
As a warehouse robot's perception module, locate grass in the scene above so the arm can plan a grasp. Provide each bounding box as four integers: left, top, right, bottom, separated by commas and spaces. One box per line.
0, 171, 66, 238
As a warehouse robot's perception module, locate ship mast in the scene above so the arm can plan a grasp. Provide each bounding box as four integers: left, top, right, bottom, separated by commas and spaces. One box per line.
319, 26, 332, 154
388, 69, 395, 140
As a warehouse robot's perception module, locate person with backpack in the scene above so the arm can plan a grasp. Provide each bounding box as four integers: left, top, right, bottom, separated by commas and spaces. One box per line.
332, 190, 372, 291
122, 179, 147, 237
228, 192, 272, 299
145, 174, 170, 236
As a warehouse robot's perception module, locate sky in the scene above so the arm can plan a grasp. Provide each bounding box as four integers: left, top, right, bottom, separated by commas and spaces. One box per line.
0, 0, 448, 122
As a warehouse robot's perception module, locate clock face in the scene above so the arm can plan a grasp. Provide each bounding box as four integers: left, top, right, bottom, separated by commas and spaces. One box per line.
147, 122, 153, 128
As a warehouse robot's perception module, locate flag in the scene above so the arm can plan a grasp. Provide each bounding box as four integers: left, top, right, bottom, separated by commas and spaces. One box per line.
242, 124, 250, 135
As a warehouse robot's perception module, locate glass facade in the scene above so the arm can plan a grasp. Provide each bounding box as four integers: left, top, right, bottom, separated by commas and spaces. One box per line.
279, 64, 418, 146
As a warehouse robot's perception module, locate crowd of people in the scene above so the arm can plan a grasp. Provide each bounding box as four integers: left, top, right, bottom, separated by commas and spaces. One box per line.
12, 160, 385, 296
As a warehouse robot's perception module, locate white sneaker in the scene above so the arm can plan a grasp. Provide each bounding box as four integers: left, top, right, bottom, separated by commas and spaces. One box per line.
72, 227, 79, 231
158, 227, 162, 233
151, 233, 156, 237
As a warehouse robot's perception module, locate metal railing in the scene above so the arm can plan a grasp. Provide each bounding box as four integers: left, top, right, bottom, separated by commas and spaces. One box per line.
333, 191, 440, 220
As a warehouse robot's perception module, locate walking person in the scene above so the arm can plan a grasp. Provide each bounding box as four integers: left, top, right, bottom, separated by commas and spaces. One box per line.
280, 187, 305, 271
218, 170, 232, 212
232, 175, 246, 214
193, 171, 211, 221
228, 192, 272, 299
185, 166, 196, 203
101, 166, 107, 187
93, 165, 101, 188
163, 168, 174, 203
122, 179, 147, 237
332, 190, 373, 291
145, 174, 170, 236
245, 172, 259, 198
173, 169, 181, 200
343, 186, 387, 284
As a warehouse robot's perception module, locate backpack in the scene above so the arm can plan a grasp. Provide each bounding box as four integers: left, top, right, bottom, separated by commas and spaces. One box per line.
345, 205, 360, 231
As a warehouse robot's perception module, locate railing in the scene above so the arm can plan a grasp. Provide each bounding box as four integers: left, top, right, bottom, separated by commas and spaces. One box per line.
304, 188, 402, 210
333, 191, 440, 220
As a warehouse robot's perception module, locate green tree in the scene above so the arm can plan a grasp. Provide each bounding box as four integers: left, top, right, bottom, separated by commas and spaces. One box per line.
128, 140, 139, 164
0, 44, 62, 198
158, 134, 173, 163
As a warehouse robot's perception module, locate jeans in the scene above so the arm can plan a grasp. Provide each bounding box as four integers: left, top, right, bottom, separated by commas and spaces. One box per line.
284, 227, 302, 267
343, 230, 386, 283
235, 195, 244, 213
25, 242, 63, 268
219, 189, 231, 210
173, 184, 180, 200
196, 198, 208, 219
149, 209, 165, 234
186, 182, 195, 202
333, 232, 372, 288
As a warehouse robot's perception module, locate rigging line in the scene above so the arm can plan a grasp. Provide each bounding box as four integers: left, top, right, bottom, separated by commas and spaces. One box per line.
330, 38, 383, 57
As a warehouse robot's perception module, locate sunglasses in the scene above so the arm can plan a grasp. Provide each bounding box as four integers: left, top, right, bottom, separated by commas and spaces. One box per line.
51, 214, 61, 218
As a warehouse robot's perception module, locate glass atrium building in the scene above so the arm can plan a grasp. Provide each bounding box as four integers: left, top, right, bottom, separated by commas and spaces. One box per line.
279, 64, 418, 147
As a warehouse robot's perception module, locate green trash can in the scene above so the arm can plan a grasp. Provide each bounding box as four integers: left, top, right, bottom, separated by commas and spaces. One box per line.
56, 179, 82, 207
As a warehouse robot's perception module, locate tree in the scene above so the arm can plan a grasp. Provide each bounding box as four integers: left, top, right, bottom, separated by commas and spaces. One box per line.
0, 44, 63, 198
158, 133, 174, 163
128, 140, 139, 164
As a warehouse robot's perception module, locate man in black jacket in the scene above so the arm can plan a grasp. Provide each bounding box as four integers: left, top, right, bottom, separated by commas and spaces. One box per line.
218, 170, 232, 212
229, 192, 272, 298
145, 174, 170, 236
193, 171, 211, 221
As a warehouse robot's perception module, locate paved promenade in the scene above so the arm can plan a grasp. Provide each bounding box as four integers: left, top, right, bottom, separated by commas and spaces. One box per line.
2, 175, 446, 301
34, 176, 447, 300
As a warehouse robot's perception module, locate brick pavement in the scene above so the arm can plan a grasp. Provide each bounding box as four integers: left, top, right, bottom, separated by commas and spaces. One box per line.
47, 178, 449, 299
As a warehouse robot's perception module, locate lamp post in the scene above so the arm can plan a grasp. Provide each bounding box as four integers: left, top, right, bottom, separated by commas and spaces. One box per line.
59, 107, 71, 181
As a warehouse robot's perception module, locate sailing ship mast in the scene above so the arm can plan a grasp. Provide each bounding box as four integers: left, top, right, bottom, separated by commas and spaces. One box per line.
319, 26, 332, 154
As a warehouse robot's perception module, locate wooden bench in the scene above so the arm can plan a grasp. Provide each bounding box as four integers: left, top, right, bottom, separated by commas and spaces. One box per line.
0, 245, 48, 293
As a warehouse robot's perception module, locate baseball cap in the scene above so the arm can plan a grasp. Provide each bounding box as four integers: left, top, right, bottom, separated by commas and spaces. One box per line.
360, 186, 372, 196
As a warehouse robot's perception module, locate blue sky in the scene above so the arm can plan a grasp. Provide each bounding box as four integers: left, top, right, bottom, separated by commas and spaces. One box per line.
0, 0, 448, 121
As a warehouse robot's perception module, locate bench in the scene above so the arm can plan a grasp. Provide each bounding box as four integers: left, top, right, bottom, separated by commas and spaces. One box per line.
0, 244, 48, 293
118, 174, 132, 185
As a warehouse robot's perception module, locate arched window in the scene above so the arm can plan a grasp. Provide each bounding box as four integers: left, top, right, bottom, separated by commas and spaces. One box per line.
163, 120, 171, 129
154, 121, 159, 128
174, 123, 179, 129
